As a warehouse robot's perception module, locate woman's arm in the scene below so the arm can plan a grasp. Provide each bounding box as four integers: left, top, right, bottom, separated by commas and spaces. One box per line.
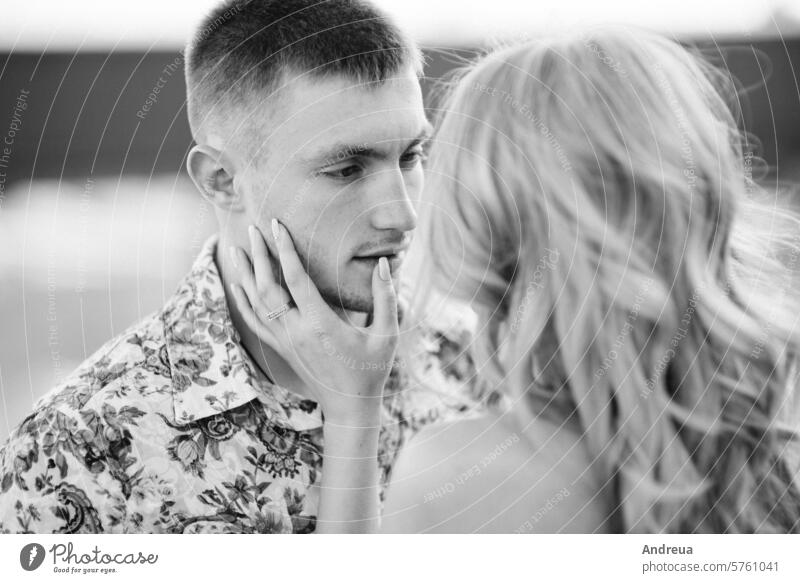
316, 420, 382, 533
230, 221, 398, 533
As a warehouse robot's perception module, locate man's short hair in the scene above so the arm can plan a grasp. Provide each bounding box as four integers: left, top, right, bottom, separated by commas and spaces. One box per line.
185, 0, 422, 145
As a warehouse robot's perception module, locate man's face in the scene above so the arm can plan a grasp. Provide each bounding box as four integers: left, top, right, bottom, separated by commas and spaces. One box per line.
241, 66, 429, 313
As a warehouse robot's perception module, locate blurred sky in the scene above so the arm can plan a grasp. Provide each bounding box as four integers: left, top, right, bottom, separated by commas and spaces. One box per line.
3, 0, 800, 52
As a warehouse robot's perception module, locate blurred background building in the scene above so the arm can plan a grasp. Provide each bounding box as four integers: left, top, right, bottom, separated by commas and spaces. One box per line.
2, 0, 800, 440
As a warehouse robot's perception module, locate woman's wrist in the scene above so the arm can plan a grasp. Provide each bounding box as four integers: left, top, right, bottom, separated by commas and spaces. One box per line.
319, 386, 385, 429
321, 417, 381, 455
316, 413, 383, 534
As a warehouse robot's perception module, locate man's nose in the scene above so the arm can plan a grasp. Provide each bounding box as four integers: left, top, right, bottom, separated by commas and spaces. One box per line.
369, 170, 418, 232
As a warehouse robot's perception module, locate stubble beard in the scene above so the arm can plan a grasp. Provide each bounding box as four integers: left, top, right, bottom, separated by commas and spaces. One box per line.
290, 243, 375, 315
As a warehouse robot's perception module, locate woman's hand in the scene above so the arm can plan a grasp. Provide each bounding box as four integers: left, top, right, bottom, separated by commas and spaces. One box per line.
228, 219, 398, 532
229, 219, 400, 426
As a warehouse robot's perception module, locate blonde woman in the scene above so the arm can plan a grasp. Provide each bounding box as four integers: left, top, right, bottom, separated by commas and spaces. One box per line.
379, 27, 800, 533
233, 27, 800, 533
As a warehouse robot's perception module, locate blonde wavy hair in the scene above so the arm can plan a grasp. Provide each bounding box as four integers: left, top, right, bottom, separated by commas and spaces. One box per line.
407, 26, 800, 532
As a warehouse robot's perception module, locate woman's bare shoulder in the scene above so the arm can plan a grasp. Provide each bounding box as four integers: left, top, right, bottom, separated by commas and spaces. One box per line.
381, 414, 613, 533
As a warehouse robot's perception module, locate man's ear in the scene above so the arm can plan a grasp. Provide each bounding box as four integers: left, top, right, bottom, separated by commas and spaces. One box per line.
187, 144, 244, 211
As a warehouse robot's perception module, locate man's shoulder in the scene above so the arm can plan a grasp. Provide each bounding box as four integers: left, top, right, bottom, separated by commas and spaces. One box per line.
385, 304, 486, 434
0, 312, 172, 534
403, 301, 506, 406
30, 312, 169, 416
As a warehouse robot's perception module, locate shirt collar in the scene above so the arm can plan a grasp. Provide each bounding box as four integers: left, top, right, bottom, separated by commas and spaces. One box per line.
161, 234, 322, 430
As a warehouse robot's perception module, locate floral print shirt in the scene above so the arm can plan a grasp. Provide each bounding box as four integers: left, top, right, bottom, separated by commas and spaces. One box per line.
0, 236, 473, 534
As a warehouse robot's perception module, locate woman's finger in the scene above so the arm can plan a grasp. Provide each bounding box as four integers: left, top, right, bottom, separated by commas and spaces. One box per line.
229, 246, 265, 313
249, 224, 291, 305
272, 218, 326, 316
229, 282, 281, 346
369, 256, 399, 337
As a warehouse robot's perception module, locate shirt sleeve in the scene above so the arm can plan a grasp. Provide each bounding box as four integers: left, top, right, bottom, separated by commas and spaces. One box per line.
0, 406, 112, 534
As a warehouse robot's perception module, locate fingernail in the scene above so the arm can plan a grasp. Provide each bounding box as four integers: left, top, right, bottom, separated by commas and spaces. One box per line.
271, 218, 280, 242
378, 256, 391, 281
228, 246, 239, 268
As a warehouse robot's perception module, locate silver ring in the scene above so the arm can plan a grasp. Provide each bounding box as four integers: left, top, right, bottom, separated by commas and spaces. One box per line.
264, 302, 292, 321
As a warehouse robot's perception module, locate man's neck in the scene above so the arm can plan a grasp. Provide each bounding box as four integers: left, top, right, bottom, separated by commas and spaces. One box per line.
214, 241, 367, 401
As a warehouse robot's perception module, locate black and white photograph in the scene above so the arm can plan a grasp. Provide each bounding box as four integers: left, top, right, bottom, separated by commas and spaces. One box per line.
1, 0, 800, 579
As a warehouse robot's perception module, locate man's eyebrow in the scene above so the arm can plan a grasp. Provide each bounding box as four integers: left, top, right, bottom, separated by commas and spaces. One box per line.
302, 123, 434, 166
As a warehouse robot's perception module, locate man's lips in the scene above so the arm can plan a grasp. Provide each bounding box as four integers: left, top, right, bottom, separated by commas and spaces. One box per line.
352, 250, 406, 272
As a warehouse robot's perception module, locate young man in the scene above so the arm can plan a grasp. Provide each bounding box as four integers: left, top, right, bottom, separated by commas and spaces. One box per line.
0, 0, 471, 534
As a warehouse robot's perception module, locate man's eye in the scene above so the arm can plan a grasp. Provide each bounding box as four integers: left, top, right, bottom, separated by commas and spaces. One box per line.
324, 165, 362, 179
400, 149, 428, 169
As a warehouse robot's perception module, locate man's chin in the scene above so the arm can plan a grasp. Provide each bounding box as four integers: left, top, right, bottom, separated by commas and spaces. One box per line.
317, 264, 402, 314
319, 286, 374, 315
